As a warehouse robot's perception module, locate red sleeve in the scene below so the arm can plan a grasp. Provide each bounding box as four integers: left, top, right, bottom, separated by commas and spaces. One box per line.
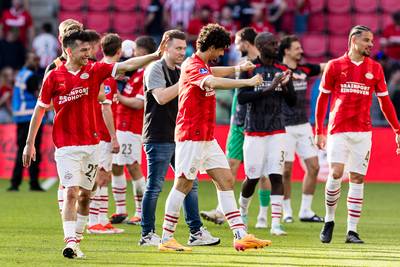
315, 92, 329, 135
375, 64, 389, 97
94, 62, 116, 84
319, 61, 335, 94
188, 61, 212, 90
38, 71, 54, 108
378, 95, 400, 134
102, 78, 116, 104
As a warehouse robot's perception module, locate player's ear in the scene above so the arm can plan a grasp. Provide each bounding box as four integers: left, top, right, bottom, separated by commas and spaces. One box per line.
65, 47, 72, 56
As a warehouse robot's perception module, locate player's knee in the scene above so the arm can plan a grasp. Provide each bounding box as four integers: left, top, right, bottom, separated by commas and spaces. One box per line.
331, 169, 344, 180
175, 176, 194, 194
112, 164, 124, 176
269, 174, 283, 194
350, 173, 364, 184
65, 187, 79, 202
308, 162, 320, 177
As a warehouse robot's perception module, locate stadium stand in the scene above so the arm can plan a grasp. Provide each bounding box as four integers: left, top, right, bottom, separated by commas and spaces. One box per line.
87, 0, 111, 12
86, 11, 112, 33
327, 14, 352, 35
353, 0, 378, 13
113, 0, 137, 11
59, 0, 85, 12
327, 0, 351, 14
308, 0, 325, 13
301, 33, 328, 57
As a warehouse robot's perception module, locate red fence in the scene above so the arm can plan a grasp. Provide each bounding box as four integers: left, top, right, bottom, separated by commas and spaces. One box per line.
1, 124, 399, 182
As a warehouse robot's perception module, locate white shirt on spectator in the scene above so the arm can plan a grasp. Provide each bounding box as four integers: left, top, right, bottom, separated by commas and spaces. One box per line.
164, 0, 196, 29
32, 33, 59, 69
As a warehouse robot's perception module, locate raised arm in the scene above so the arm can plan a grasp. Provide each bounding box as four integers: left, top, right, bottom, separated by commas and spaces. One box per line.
203, 74, 263, 90
211, 61, 256, 77
116, 36, 169, 74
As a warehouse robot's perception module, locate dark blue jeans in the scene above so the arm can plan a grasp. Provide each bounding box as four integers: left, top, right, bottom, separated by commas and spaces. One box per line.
141, 143, 202, 236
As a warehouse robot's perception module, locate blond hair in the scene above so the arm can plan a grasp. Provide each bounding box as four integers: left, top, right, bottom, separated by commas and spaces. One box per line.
58, 19, 83, 40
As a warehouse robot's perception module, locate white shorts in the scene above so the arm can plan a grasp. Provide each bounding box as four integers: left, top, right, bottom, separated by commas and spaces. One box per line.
112, 130, 142, 166
243, 134, 285, 178
175, 139, 230, 180
327, 132, 372, 175
284, 123, 318, 162
55, 144, 99, 190
98, 141, 113, 172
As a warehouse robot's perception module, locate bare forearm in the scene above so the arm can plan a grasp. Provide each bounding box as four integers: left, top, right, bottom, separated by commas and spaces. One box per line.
118, 95, 144, 109
211, 66, 236, 77
152, 83, 179, 105
117, 53, 159, 74
206, 77, 250, 90
101, 105, 116, 138
26, 105, 46, 145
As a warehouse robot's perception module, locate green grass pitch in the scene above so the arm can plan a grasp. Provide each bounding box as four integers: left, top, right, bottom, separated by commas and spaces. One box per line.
1, 179, 400, 267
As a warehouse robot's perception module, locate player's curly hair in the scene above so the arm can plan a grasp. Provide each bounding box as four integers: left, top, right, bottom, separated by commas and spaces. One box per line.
196, 23, 231, 52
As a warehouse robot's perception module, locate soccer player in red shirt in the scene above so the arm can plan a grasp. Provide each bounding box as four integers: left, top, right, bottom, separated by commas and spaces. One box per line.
159, 24, 271, 252
22, 29, 168, 258
110, 36, 157, 225
87, 33, 124, 235
315, 25, 400, 244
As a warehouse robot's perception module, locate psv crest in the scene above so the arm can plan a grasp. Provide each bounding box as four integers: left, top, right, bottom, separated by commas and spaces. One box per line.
80, 73, 89, 79
365, 72, 374, 79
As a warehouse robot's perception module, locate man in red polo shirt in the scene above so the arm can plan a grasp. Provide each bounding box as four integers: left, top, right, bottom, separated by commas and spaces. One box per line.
22, 29, 167, 259
159, 23, 271, 252
316, 25, 400, 244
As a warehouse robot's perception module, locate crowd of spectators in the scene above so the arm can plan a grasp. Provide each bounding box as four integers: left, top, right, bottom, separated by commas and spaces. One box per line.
1, 0, 400, 124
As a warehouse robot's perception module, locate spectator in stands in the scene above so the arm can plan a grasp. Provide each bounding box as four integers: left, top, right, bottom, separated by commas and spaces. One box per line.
266, 0, 287, 32
8, 52, 43, 192
0, 0, 34, 48
32, 22, 59, 76
145, 0, 164, 45
250, 7, 276, 33
225, 0, 253, 28
294, 0, 310, 34
163, 0, 196, 30
381, 11, 400, 75
0, 66, 13, 123
219, 5, 240, 35
187, 5, 214, 47
0, 29, 26, 70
